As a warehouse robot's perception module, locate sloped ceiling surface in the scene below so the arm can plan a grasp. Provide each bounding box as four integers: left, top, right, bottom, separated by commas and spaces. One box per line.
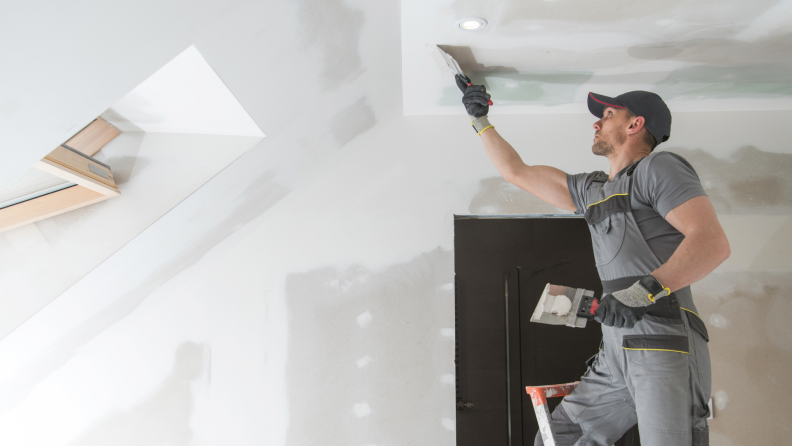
403, 0, 792, 114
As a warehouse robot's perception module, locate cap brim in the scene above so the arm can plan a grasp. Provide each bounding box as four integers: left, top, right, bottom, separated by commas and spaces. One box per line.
587, 92, 626, 118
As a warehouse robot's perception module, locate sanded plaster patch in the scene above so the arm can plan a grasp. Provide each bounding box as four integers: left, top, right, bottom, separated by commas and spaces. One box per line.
691, 272, 792, 445
284, 248, 454, 446
294, 0, 366, 91
468, 176, 572, 215
670, 147, 792, 214
331, 98, 377, 148
713, 389, 729, 412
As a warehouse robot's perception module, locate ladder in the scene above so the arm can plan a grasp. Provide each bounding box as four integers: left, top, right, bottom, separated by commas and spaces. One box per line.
525, 382, 580, 446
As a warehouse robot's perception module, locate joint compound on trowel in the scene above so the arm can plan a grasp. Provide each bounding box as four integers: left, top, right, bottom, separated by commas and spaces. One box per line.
530, 283, 596, 328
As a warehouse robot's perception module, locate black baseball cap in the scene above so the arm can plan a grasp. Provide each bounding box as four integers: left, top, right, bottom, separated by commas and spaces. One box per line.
587, 91, 672, 144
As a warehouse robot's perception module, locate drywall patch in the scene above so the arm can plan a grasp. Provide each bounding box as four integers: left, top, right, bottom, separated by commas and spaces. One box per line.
440, 283, 454, 291
656, 65, 792, 100
356, 356, 373, 368
469, 177, 572, 214
441, 374, 455, 385
437, 45, 592, 106
284, 248, 454, 446
295, 0, 365, 91
354, 403, 371, 417
750, 216, 792, 270
627, 45, 684, 60
713, 390, 729, 411
709, 313, 729, 329
670, 147, 792, 214
441, 417, 455, 431
765, 292, 792, 352
440, 328, 455, 337
66, 342, 208, 446
357, 311, 373, 328
330, 98, 376, 148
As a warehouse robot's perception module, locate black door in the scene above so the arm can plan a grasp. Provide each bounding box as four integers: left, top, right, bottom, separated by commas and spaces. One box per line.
455, 216, 640, 445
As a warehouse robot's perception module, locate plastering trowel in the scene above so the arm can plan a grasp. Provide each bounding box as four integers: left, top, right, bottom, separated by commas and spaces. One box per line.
434, 45, 493, 106
530, 283, 599, 328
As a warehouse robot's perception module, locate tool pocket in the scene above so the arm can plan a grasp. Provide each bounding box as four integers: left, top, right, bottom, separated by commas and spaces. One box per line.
685, 311, 709, 342
622, 334, 689, 354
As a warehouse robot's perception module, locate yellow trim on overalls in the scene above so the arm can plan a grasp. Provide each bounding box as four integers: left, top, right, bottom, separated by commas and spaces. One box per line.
680, 307, 700, 318
587, 193, 628, 208
622, 347, 689, 354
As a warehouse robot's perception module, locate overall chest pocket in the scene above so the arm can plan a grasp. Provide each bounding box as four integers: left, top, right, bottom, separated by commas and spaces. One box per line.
589, 213, 627, 266
584, 191, 630, 267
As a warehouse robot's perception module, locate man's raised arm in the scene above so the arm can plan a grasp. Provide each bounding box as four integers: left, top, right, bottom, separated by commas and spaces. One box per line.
458, 75, 576, 212
479, 128, 576, 212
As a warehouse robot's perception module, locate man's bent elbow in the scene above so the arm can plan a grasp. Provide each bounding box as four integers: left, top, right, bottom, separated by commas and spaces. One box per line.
720, 237, 731, 262
501, 168, 519, 185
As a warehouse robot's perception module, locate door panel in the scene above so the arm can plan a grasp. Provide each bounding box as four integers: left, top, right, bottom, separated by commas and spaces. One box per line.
455, 217, 641, 445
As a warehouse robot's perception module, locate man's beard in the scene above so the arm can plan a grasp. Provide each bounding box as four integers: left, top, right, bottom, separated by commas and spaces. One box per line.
592, 140, 614, 156
592, 131, 625, 156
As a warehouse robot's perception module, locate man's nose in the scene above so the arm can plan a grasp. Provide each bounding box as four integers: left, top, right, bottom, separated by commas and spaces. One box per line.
593, 121, 602, 131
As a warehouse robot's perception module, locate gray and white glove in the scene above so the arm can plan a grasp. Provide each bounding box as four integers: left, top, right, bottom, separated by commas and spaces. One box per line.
594, 275, 670, 329
614, 275, 671, 307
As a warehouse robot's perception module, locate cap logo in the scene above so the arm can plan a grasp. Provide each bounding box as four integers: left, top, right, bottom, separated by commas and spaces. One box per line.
589, 92, 625, 109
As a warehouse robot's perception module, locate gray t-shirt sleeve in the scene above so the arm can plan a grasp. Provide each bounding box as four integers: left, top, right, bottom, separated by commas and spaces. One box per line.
638, 152, 707, 217
567, 171, 606, 215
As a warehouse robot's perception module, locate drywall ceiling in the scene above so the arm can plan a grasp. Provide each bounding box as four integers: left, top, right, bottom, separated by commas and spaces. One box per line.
403, 0, 792, 115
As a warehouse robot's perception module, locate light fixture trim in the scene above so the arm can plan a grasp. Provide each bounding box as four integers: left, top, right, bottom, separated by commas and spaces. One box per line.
457, 17, 488, 31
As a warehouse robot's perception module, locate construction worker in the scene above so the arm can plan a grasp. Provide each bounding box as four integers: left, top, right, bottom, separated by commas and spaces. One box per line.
457, 75, 730, 446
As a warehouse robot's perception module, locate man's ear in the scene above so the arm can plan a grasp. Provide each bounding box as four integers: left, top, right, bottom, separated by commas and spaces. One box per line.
627, 115, 645, 135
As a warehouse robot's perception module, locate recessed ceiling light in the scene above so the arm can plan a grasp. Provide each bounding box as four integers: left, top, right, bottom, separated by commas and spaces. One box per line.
457, 17, 487, 31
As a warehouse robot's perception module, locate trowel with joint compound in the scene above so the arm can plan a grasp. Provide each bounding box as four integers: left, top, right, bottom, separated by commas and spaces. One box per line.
434, 45, 493, 106
530, 283, 599, 328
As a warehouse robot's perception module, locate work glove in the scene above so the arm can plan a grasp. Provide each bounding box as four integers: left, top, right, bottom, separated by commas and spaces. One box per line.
456, 74, 493, 135
594, 295, 648, 329
456, 74, 490, 118
594, 275, 671, 329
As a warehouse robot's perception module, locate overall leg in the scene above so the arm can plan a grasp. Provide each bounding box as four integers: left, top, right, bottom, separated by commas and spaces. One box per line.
623, 311, 711, 446
534, 332, 637, 446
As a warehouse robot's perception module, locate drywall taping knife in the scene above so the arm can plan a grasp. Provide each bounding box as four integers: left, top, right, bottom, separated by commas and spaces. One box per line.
529, 283, 599, 328
436, 46, 493, 106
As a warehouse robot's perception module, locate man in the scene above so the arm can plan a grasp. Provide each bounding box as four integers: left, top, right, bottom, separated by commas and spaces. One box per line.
457, 75, 730, 446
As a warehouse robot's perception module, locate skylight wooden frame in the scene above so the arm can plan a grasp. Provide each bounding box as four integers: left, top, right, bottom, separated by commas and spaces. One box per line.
0, 119, 121, 233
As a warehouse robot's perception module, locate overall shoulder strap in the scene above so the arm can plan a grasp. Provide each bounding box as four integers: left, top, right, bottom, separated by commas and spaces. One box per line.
585, 171, 609, 190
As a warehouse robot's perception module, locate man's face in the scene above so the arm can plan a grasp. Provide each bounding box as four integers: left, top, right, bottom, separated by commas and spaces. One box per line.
592, 107, 628, 156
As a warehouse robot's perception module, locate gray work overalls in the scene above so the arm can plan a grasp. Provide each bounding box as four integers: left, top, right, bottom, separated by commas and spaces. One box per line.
549, 156, 712, 446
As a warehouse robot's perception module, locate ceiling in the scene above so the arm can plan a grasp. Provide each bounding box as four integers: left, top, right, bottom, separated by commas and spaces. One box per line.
403, 0, 792, 115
